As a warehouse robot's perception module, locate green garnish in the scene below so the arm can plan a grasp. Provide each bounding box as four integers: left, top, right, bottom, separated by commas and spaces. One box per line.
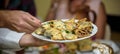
48, 22, 53, 24
65, 30, 70, 33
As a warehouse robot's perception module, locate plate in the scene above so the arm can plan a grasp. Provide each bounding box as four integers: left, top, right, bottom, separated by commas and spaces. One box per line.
76, 42, 113, 54
32, 19, 98, 43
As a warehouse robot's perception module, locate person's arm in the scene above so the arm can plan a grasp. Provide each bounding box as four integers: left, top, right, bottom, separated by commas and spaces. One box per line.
55, 0, 71, 19
0, 10, 41, 33
45, 5, 56, 21
0, 28, 24, 51
95, 2, 107, 39
46, 0, 71, 20
19, 34, 50, 47
45, 0, 60, 21
0, 28, 50, 51
46, 9, 56, 21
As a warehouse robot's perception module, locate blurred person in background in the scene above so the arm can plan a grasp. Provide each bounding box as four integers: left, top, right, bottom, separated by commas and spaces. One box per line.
45, 0, 120, 54
0, 0, 50, 53
46, 0, 106, 39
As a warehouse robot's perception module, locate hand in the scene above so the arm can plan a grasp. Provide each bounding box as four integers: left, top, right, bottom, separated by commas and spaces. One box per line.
0, 10, 41, 33
19, 34, 51, 47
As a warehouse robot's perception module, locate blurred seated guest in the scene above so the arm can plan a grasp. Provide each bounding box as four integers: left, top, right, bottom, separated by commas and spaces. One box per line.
46, 0, 107, 39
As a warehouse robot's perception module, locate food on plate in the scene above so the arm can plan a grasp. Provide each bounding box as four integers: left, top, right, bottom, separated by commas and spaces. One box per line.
76, 38, 93, 51
34, 18, 93, 40
92, 42, 114, 54
76, 39, 114, 54
65, 42, 77, 53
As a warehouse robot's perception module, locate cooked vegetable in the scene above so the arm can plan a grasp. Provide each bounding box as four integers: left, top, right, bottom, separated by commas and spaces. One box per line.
34, 18, 93, 40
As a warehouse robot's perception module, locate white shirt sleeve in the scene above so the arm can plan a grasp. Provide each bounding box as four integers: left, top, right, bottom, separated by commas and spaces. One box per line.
0, 28, 25, 51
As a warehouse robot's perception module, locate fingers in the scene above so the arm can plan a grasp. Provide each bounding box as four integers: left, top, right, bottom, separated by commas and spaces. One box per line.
1, 10, 41, 33
13, 23, 34, 33
19, 22, 36, 33
35, 39, 52, 46
23, 12, 41, 28
18, 12, 42, 33
25, 12, 41, 24
19, 34, 51, 47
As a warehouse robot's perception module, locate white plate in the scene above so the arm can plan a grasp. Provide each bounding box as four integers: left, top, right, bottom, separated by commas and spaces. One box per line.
32, 19, 98, 43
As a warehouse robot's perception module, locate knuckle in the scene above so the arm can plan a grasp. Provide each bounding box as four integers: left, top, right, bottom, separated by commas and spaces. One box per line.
16, 27, 22, 32
29, 29, 35, 32
18, 22, 24, 26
